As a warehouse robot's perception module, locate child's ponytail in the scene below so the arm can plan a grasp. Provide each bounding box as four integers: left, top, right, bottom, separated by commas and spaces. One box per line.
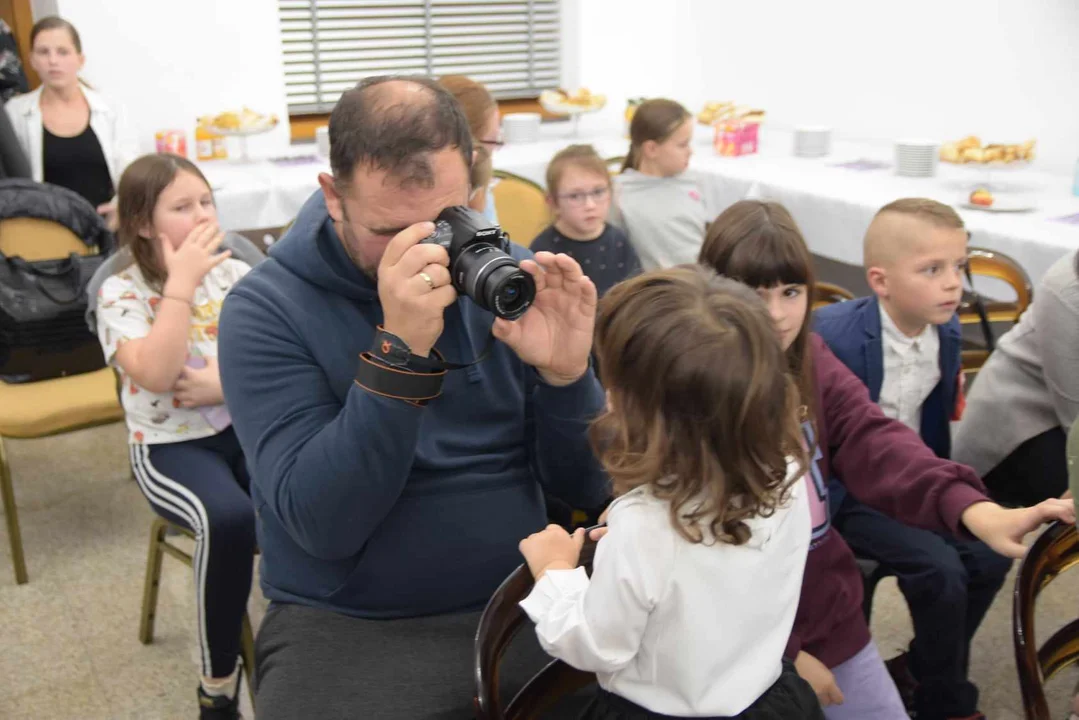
622, 99, 690, 174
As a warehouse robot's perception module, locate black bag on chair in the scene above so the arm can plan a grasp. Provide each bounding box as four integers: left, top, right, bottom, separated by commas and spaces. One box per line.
0, 250, 107, 381
0, 179, 116, 382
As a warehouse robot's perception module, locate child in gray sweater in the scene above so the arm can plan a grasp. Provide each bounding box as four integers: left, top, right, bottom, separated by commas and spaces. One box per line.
610, 99, 712, 271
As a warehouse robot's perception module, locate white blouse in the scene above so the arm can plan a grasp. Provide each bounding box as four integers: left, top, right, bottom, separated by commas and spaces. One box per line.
4, 85, 137, 187
519, 467, 811, 717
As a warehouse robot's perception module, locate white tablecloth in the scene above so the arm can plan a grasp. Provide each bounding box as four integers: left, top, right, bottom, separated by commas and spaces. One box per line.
202, 120, 1079, 285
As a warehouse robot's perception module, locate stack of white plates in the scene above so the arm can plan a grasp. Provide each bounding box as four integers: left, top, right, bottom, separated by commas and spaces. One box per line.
895, 140, 938, 177
794, 126, 832, 158
502, 113, 541, 144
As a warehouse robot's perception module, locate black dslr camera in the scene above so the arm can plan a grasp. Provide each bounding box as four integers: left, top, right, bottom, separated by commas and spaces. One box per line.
421, 206, 535, 320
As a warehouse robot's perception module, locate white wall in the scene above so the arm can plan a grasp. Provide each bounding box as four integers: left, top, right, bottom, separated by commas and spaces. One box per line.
30, 0, 58, 19
31, 1, 1078, 174
568, 0, 1079, 173
47, 0, 291, 158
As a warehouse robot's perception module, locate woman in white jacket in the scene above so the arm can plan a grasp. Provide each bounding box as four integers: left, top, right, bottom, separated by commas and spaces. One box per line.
5, 16, 135, 228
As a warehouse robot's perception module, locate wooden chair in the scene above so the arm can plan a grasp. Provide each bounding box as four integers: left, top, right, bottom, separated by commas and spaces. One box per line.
812, 281, 855, 310
1013, 521, 1079, 719
0, 217, 124, 585
959, 247, 1033, 326
474, 537, 598, 720
604, 156, 626, 176
491, 170, 550, 249
140, 515, 257, 708
961, 348, 991, 377
958, 247, 1033, 377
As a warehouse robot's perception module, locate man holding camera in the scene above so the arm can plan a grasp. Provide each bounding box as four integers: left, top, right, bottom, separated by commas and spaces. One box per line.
218, 77, 609, 718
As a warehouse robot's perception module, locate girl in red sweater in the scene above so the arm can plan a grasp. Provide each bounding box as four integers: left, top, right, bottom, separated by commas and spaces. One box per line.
698, 199, 1073, 720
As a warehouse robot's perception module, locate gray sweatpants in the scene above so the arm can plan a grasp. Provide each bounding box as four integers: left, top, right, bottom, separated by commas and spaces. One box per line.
255, 602, 591, 720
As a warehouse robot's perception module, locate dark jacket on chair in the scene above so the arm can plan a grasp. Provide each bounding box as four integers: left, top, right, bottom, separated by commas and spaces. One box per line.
814, 294, 962, 460
0, 99, 30, 179
0, 178, 113, 253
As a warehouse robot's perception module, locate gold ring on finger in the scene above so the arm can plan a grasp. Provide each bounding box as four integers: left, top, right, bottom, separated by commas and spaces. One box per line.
419, 271, 434, 290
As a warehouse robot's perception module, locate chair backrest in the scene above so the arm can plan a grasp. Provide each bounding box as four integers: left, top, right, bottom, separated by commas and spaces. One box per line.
960, 348, 990, 377
491, 170, 550, 249
604, 156, 626, 176
812, 281, 855, 310
960, 247, 1033, 324
1013, 521, 1079, 719
1068, 415, 1079, 511
474, 537, 598, 720
0, 217, 94, 260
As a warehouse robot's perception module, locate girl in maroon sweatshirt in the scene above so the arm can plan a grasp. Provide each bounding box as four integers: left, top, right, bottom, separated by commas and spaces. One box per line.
698, 199, 1073, 720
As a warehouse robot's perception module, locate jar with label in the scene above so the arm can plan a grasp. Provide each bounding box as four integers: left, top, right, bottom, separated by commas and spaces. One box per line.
195, 119, 215, 161
155, 130, 187, 157
195, 118, 228, 161
212, 132, 228, 160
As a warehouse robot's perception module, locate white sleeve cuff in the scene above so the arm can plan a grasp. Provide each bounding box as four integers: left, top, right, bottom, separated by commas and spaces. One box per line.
518, 566, 590, 624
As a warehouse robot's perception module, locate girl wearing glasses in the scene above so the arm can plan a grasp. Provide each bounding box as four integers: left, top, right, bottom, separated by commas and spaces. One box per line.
531, 144, 640, 298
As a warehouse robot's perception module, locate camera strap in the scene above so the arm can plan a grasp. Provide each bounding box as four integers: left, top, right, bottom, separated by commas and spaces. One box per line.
403, 333, 494, 373
354, 333, 494, 406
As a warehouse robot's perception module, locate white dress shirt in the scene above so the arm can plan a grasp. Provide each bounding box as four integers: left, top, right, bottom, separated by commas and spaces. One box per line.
519, 465, 811, 717
878, 305, 941, 434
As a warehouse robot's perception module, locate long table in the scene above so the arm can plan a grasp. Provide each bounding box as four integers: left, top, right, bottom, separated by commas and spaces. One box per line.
203, 121, 1079, 287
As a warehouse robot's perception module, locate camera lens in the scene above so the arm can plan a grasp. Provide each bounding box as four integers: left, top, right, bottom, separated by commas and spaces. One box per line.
486, 268, 534, 320
453, 243, 536, 320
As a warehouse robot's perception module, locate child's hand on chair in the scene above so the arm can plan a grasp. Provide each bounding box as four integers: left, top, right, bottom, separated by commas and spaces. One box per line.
519, 524, 585, 580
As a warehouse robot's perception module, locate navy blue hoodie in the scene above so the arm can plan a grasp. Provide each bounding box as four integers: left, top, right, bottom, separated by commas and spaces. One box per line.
218, 191, 610, 618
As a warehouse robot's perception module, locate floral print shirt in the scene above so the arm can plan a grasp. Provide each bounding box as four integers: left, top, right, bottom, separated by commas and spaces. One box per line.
95, 259, 249, 444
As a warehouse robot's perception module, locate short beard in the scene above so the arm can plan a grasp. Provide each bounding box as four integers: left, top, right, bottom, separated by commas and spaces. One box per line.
337, 205, 378, 281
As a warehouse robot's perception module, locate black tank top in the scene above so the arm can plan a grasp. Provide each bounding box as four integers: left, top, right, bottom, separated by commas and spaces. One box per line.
42, 123, 114, 208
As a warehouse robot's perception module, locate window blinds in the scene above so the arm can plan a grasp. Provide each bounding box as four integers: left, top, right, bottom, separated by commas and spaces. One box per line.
279, 0, 561, 114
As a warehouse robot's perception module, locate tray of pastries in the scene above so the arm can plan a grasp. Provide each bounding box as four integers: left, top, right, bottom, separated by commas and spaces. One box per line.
940, 136, 1035, 165
207, 107, 279, 136
698, 102, 765, 126
539, 88, 607, 115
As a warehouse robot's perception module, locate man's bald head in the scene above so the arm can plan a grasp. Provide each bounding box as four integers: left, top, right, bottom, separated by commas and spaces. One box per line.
864, 198, 966, 269
329, 75, 473, 189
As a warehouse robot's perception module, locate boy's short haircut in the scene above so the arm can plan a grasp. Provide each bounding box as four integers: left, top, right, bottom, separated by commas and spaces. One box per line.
545, 144, 611, 197
864, 197, 966, 268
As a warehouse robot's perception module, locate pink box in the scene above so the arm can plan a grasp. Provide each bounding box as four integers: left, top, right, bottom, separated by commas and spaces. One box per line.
714, 121, 760, 157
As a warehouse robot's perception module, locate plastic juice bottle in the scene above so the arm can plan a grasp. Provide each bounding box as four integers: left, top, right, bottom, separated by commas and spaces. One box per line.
195, 118, 228, 161
195, 119, 215, 161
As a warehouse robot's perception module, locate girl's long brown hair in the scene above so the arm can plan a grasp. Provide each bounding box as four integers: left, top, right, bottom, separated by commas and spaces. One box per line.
698, 200, 817, 417
116, 153, 213, 291
621, 98, 690, 172
592, 265, 807, 546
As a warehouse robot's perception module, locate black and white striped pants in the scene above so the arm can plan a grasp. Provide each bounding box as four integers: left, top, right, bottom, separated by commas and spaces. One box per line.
130, 427, 256, 679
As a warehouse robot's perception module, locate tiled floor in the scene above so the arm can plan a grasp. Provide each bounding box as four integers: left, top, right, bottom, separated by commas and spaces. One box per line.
1, 421, 1077, 719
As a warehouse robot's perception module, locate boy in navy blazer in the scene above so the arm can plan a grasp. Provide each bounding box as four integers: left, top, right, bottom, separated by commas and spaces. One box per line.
815, 198, 1012, 720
